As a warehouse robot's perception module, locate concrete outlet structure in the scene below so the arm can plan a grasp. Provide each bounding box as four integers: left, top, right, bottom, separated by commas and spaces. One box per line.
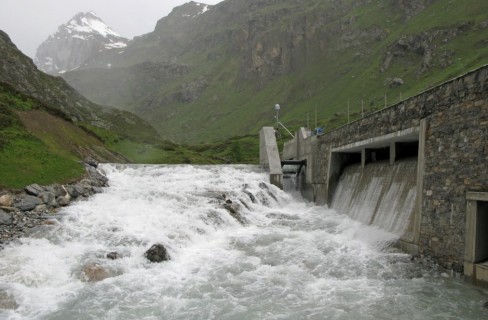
274, 65, 488, 284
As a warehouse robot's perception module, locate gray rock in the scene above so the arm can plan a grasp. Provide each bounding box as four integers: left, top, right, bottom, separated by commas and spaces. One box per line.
52, 184, 66, 198
34, 204, 47, 212
56, 196, 70, 207
14, 195, 43, 211
25, 184, 44, 197
0, 209, 13, 225
144, 244, 170, 263
85, 157, 99, 168
106, 252, 120, 260
40, 192, 57, 207
224, 203, 246, 224
93, 187, 103, 194
385, 77, 405, 88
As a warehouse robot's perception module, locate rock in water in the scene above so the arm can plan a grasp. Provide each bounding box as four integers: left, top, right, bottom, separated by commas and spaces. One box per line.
82, 263, 111, 282
106, 252, 120, 260
144, 244, 170, 263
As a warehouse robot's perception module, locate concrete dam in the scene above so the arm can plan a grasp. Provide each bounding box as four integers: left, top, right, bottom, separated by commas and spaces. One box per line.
260, 65, 488, 286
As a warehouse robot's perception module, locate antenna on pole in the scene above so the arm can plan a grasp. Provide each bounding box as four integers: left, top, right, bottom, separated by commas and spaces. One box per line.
274, 103, 280, 126
273, 103, 294, 138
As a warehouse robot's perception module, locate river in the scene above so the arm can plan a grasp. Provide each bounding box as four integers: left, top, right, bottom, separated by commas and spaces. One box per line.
0, 164, 487, 319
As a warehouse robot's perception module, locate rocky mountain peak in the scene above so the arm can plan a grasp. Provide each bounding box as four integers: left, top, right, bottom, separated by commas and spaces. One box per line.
154, 1, 213, 32
64, 11, 122, 39
35, 11, 128, 74
170, 1, 211, 18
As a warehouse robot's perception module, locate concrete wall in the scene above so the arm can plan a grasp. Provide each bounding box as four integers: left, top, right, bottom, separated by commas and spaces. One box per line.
285, 65, 488, 273
259, 127, 283, 189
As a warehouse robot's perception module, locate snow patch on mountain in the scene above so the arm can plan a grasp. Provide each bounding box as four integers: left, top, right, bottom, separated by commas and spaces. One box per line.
35, 12, 128, 74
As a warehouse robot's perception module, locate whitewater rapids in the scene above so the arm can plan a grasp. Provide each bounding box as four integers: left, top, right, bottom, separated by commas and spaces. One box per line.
0, 164, 486, 319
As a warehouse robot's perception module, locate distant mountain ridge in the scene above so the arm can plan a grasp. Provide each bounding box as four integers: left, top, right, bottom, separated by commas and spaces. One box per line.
35, 11, 128, 74
59, 0, 488, 144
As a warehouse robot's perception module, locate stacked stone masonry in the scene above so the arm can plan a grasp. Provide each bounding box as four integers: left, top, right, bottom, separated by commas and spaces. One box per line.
289, 65, 487, 273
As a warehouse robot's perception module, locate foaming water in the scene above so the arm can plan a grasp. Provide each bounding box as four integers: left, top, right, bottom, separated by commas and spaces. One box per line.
332, 159, 417, 236
0, 164, 486, 319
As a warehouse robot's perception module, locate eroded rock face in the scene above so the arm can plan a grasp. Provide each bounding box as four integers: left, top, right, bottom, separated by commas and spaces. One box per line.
144, 244, 170, 263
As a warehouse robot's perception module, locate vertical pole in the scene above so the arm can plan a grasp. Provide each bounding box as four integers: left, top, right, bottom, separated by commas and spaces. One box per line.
347, 100, 350, 123
361, 99, 364, 118
315, 105, 317, 130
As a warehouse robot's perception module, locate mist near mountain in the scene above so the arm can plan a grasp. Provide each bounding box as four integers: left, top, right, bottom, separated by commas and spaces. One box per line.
52, 0, 487, 144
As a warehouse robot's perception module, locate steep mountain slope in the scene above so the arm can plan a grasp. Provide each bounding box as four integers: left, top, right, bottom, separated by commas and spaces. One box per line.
0, 30, 157, 144
0, 82, 125, 188
35, 12, 128, 75
62, 0, 488, 143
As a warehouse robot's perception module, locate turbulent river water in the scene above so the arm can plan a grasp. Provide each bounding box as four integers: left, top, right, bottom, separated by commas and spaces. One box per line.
1, 164, 487, 319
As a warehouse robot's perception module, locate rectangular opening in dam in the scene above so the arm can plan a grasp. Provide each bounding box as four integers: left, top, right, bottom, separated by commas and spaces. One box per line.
465, 193, 488, 287
396, 141, 419, 160
474, 201, 488, 263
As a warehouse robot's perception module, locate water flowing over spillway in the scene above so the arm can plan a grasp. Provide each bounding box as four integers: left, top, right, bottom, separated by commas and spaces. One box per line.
0, 165, 487, 319
331, 159, 417, 236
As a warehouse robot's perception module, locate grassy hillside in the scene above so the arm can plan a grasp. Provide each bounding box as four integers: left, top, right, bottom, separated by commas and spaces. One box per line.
0, 82, 262, 189
0, 84, 87, 188
63, 0, 488, 144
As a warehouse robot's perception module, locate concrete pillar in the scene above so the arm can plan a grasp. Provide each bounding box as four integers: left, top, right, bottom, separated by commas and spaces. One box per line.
361, 148, 372, 168
259, 127, 283, 189
390, 142, 396, 165
361, 149, 366, 168
413, 119, 426, 245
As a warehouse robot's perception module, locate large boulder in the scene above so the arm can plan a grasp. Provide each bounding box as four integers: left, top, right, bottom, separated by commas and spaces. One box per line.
14, 195, 43, 211
144, 244, 170, 263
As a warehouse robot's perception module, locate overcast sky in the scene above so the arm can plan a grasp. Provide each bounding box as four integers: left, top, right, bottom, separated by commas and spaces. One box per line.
0, 0, 224, 58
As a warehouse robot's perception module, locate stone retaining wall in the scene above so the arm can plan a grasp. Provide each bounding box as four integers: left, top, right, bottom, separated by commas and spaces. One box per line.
288, 65, 488, 272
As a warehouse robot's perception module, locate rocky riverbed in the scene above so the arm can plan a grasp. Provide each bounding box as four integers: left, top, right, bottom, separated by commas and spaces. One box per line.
0, 158, 108, 248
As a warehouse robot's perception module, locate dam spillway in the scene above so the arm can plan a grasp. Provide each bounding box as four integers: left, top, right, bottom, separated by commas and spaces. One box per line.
331, 159, 417, 237
280, 65, 488, 286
